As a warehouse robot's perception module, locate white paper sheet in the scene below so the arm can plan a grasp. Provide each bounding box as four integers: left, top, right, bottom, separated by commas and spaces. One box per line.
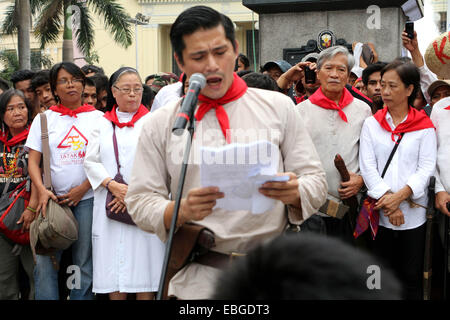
200, 140, 289, 214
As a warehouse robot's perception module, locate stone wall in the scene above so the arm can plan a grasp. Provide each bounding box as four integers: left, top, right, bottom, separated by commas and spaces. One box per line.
259, 7, 407, 65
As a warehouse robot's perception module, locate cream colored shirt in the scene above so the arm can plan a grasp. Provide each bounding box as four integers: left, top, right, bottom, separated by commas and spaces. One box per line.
125, 87, 327, 299
298, 97, 372, 209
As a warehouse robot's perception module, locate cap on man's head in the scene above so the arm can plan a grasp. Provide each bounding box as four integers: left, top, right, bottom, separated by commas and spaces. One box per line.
262, 60, 292, 74
301, 53, 319, 63
427, 79, 450, 97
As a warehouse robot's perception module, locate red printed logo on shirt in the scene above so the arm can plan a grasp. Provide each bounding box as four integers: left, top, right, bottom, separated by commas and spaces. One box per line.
57, 126, 88, 151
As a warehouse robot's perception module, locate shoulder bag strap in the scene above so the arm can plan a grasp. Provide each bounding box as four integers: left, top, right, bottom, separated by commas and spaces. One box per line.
40, 113, 52, 190
111, 124, 121, 175
1, 176, 13, 195
380, 133, 404, 179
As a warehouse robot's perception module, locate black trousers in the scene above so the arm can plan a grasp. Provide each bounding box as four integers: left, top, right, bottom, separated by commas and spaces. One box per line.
301, 215, 356, 246
373, 224, 426, 300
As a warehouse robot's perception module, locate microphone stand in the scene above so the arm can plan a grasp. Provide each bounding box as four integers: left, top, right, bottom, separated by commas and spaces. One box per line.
156, 114, 196, 300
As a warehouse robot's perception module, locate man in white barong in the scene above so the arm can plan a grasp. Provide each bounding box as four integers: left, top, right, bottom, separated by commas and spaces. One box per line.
430, 96, 450, 280
298, 46, 372, 243
125, 6, 328, 300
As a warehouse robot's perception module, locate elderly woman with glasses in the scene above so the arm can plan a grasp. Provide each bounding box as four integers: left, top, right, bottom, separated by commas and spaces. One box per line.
26, 62, 104, 300
84, 67, 165, 300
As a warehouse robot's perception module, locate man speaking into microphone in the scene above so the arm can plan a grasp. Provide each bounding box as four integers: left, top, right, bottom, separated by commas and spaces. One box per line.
125, 5, 327, 300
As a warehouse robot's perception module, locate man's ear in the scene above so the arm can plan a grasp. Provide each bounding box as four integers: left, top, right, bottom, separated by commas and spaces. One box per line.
174, 53, 184, 72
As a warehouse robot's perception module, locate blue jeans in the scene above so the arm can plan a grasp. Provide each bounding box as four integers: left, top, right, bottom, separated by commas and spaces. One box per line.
34, 198, 94, 300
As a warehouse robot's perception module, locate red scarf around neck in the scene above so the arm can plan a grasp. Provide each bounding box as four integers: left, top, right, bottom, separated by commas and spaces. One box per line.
445, 105, 450, 110
50, 104, 96, 118
374, 106, 435, 142
0, 127, 29, 152
194, 73, 248, 143
308, 86, 354, 123
103, 104, 149, 128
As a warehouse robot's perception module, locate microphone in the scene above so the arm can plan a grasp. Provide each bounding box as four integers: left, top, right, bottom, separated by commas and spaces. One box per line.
172, 73, 206, 135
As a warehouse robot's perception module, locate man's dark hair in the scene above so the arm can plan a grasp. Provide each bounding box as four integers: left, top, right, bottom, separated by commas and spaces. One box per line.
362, 62, 387, 86
10, 69, 35, 87
170, 6, 236, 65
141, 84, 154, 110
213, 233, 402, 300
235, 53, 250, 71
395, 56, 412, 63
145, 74, 157, 83
242, 72, 278, 91
30, 70, 50, 91
381, 60, 420, 106
85, 76, 96, 88
89, 74, 109, 94
49, 62, 86, 103
237, 70, 252, 78
0, 78, 10, 92
81, 64, 105, 76
0, 89, 34, 127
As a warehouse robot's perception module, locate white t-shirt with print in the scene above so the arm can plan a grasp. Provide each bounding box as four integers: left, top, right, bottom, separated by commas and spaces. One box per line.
25, 109, 104, 200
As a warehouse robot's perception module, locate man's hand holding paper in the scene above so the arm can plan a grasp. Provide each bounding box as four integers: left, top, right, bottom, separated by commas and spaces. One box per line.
258, 172, 301, 208
179, 187, 225, 224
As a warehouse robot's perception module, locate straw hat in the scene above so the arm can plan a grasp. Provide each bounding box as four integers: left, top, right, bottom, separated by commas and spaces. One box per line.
425, 32, 450, 79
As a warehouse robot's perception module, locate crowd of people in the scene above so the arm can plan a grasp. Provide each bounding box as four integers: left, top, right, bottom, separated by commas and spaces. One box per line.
0, 5, 449, 301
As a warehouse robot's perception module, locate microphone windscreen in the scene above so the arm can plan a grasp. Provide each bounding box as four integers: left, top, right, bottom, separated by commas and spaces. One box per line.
189, 73, 206, 89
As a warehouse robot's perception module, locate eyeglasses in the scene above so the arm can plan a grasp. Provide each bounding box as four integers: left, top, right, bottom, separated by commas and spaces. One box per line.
6, 104, 27, 113
57, 78, 84, 86
113, 85, 143, 94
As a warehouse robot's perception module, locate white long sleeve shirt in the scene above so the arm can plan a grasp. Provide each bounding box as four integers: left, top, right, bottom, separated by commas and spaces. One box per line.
359, 112, 437, 230
150, 82, 183, 113
419, 65, 438, 104
430, 97, 450, 193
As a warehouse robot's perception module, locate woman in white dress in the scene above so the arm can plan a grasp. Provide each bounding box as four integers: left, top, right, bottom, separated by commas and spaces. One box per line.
84, 67, 165, 300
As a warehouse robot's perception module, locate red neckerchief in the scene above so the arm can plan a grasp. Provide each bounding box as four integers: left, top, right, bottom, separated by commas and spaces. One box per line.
374, 106, 435, 142
308, 87, 354, 122
103, 104, 149, 128
50, 104, 96, 118
295, 95, 308, 104
194, 73, 248, 143
445, 105, 450, 110
0, 128, 29, 152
